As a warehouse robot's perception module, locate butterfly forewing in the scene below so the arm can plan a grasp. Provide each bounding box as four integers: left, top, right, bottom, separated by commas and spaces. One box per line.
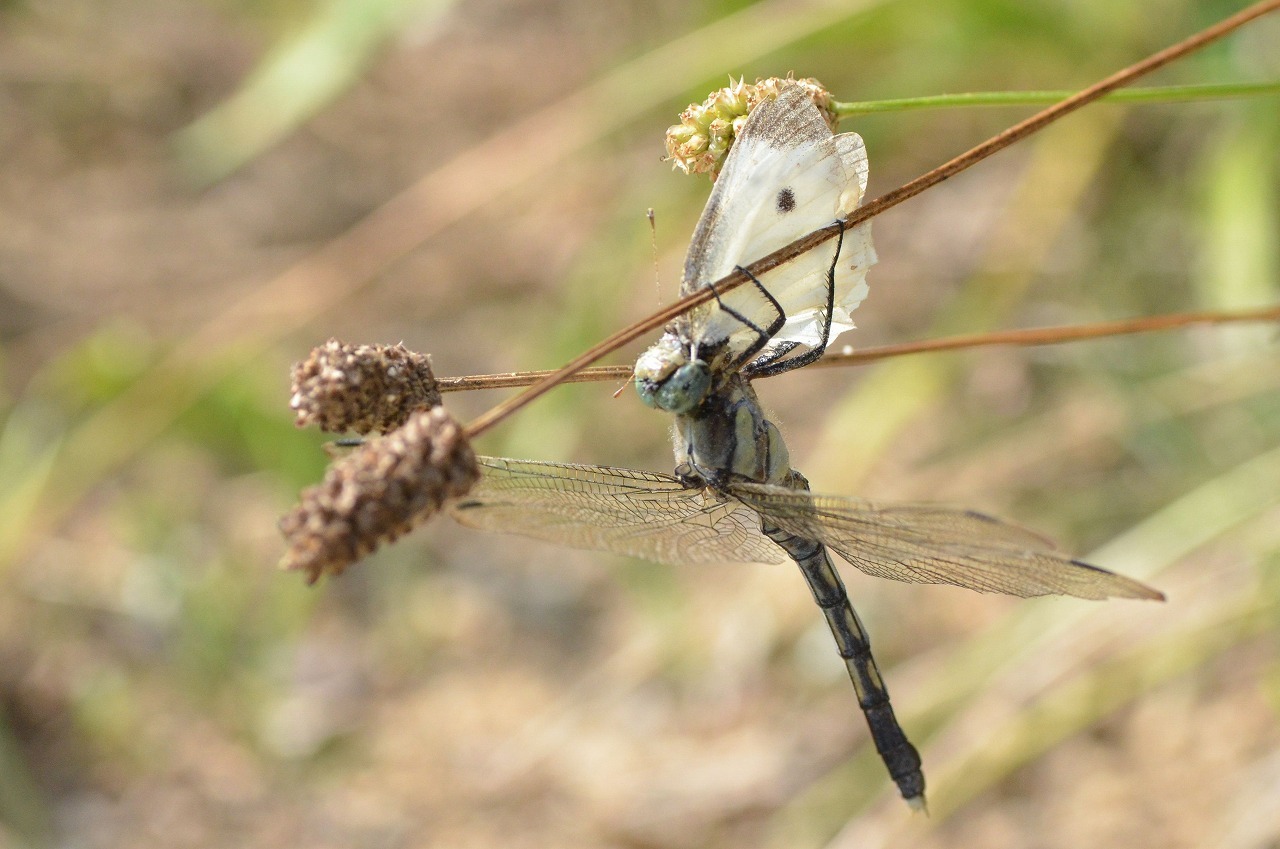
448, 457, 788, 567
681, 86, 875, 356
727, 481, 1163, 600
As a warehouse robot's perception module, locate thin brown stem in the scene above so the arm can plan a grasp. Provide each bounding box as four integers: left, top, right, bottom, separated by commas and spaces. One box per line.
441, 365, 634, 392
811, 303, 1280, 366
441, 303, 1280, 392
463, 0, 1280, 440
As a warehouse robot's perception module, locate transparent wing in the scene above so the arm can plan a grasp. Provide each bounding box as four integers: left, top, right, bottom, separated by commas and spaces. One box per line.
447, 456, 788, 566
728, 481, 1163, 601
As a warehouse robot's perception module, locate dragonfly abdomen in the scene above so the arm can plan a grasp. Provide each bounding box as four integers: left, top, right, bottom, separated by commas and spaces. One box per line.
761, 520, 926, 805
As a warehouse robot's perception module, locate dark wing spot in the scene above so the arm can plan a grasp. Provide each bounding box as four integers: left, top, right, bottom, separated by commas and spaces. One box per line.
776, 187, 796, 213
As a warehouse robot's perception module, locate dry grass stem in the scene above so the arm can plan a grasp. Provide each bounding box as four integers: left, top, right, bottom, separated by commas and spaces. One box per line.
433, 303, 1280, 392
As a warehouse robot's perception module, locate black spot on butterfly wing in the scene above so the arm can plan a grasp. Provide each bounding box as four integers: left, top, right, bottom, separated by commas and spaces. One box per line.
776, 187, 796, 213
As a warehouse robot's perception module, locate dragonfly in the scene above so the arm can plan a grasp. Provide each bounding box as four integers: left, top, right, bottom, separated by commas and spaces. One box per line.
447, 84, 1163, 807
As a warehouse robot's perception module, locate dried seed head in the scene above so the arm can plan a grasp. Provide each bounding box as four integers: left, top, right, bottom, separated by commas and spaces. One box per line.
279, 407, 479, 584
289, 339, 442, 435
664, 76, 836, 179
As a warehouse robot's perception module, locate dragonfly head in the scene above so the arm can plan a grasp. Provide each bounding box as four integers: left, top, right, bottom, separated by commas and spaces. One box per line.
634, 332, 712, 414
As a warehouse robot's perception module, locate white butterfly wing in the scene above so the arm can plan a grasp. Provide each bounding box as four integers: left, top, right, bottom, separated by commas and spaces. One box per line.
681, 85, 875, 357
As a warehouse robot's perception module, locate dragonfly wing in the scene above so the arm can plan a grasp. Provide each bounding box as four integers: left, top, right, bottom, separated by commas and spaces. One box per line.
447, 457, 788, 567
728, 481, 1163, 601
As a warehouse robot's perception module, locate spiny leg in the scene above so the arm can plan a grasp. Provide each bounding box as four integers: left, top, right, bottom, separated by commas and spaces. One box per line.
745, 221, 845, 379
759, 517, 925, 806
707, 267, 789, 370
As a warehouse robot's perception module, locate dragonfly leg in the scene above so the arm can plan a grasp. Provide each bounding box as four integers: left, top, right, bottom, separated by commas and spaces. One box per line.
761, 519, 926, 805
711, 267, 788, 370
745, 221, 846, 379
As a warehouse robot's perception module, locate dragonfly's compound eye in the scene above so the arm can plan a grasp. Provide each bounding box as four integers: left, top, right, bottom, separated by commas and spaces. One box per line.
634, 332, 689, 410
635, 374, 662, 408
653, 361, 711, 414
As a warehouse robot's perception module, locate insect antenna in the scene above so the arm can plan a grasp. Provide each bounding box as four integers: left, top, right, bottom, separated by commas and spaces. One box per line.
646, 208, 663, 308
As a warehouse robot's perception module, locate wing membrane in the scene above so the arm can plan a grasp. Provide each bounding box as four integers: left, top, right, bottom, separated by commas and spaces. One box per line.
448, 457, 787, 566
728, 481, 1163, 600
447, 459, 1161, 601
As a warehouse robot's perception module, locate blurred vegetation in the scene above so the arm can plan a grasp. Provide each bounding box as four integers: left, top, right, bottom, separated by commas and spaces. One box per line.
0, 0, 1277, 847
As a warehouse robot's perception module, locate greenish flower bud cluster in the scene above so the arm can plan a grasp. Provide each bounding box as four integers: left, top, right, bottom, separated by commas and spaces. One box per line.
664, 76, 836, 178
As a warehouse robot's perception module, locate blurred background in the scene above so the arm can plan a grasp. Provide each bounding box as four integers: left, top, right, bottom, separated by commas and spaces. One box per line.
1, 0, 1278, 847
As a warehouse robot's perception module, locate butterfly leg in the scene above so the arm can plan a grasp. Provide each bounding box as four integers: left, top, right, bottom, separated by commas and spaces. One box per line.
761, 521, 925, 805
745, 221, 846, 378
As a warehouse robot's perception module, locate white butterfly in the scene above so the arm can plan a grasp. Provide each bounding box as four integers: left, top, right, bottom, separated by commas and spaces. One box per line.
679, 84, 875, 361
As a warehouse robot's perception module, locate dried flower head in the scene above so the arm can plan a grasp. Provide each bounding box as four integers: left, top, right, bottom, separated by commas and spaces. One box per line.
290, 339, 442, 435
279, 406, 479, 584
665, 76, 836, 179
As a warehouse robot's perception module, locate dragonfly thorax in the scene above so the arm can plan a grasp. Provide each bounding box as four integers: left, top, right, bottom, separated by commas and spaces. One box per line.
674, 376, 792, 488
634, 331, 713, 414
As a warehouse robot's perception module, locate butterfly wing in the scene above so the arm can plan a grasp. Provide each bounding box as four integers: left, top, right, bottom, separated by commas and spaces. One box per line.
447, 456, 788, 567
681, 84, 875, 358
728, 481, 1164, 601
